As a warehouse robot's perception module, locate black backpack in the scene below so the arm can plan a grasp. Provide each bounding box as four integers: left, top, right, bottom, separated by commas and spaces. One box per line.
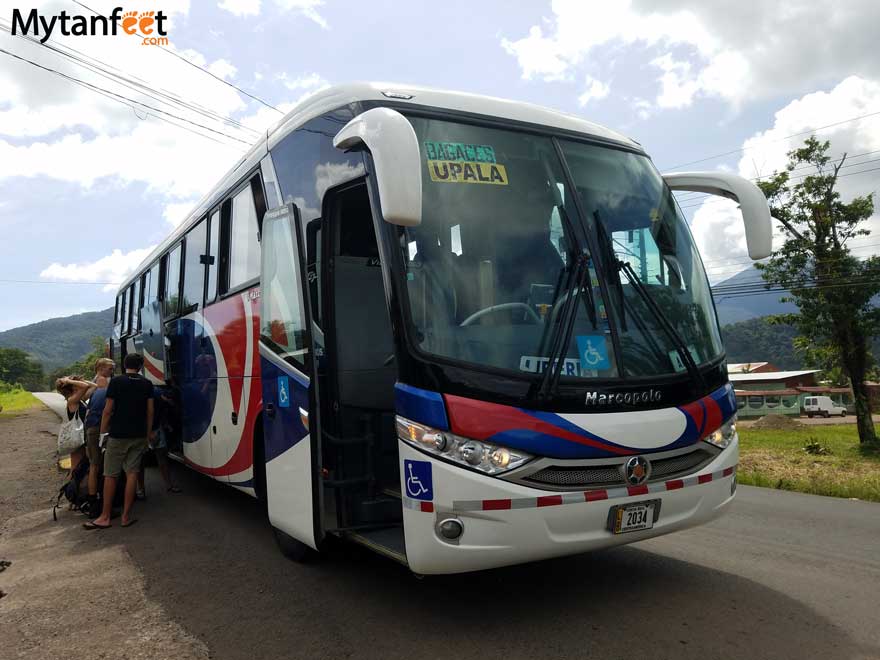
53, 457, 91, 521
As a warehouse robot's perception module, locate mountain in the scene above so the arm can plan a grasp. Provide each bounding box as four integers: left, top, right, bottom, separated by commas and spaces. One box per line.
712, 266, 797, 325
0, 307, 114, 372
720, 317, 801, 369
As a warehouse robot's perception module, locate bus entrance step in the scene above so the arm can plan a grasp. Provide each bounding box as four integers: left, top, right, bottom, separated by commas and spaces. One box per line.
345, 527, 406, 565
354, 495, 402, 524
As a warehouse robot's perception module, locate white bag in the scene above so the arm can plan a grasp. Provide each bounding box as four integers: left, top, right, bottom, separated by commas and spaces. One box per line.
57, 410, 85, 454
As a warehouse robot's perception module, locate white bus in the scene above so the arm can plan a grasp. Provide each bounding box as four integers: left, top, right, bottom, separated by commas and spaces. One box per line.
112, 83, 772, 574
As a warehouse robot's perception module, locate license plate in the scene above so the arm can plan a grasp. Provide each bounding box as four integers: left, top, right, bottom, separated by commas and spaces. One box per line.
608, 500, 660, 534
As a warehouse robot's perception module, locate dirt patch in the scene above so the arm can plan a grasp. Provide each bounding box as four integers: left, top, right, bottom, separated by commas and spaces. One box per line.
0, 407, 209, 660
751, 414, 804, 430
0, 406, 63, 523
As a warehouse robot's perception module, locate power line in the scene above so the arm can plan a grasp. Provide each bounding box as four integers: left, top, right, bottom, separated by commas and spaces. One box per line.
672, 148, 880, 204
677, 165, 880, 211
662, 108, 880, 171
0, 279, 121, 285
0, 22, 262, 139
0, 47, 254, 146
71, 0, 283, 114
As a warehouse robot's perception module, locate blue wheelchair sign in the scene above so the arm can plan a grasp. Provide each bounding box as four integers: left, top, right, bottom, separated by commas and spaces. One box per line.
277, 376, 291, 408
576, 335, 610, 371
403, 460, 433, 501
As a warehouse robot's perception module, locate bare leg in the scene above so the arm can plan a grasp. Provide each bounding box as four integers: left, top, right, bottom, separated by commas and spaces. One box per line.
92, 476, 116, 527
88, 463, 99, 497
156, 450, 173, 489
122, 470, 139, 525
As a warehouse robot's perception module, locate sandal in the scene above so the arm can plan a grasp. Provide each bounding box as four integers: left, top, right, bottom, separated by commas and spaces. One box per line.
83, 521, 111, 530
167, 486, 182, 493
121, 518, 138, 528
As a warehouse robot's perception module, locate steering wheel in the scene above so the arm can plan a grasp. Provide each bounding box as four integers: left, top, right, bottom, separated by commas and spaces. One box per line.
460, 302, 543, 327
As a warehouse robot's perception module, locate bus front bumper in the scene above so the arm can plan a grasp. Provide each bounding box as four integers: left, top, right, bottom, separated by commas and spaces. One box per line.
399, 437, 738, 575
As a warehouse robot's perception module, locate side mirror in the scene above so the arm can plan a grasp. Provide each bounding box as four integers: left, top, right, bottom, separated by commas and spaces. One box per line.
662, 171, 773, 260
333, 107, 422, 227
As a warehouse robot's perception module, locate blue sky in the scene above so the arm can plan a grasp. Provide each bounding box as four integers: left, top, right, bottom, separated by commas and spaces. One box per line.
1, 0, 879, 330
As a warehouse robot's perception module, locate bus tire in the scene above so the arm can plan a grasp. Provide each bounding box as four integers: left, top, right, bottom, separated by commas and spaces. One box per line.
273, 527, 315, 562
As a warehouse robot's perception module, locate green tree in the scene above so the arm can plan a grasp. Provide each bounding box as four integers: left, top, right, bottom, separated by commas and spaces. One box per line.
756, 137, 880, 445
47, 337, 108, 388
0, 347, 45, 391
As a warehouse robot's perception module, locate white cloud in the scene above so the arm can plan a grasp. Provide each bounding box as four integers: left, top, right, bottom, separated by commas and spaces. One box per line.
41, 246, 157, 292
577, 76, 610, 107
163, 201, 199, 227
274, 0, 328, 29
502, 0, 880, 110
689, 75, 880, 281
218, 0, 262, 17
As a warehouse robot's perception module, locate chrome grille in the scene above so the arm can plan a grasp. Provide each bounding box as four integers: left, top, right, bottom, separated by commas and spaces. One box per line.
522, 447, 715, 490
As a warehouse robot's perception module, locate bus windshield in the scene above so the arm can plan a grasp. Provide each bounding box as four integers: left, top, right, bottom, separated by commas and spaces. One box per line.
399, 116, 723, 381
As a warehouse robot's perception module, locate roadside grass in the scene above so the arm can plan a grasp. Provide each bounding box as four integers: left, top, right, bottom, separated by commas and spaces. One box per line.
0, 388, 42, 416
738, 424, 880, 502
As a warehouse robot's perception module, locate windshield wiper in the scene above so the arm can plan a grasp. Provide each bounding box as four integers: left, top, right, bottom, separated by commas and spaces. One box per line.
617, 259, 706, 389
593, 212, 626, 332
537, 252, 591, 401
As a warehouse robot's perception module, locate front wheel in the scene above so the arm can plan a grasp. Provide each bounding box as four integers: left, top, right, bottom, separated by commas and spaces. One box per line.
824, 411, 831, 418
273, 527, 316, 562
841, 410, 847, 417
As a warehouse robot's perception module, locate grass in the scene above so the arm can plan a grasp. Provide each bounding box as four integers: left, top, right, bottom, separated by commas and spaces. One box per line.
737, 424, 880, 502
0, 388, 42, 416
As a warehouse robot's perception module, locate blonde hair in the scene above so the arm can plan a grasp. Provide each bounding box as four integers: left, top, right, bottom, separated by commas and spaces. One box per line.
95, 358, 114, 372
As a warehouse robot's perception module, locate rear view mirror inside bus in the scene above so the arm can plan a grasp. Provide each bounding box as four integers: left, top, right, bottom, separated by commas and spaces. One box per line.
333, 107, 422, 227
662, 171, 773, 260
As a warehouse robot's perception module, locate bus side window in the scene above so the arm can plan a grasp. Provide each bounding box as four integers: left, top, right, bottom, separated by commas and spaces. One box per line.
206, 209, 220, 304
227, 180, 261, 291
181, 218, 208, 311
125, 283, 136, 335
164, 243, 182, 318
119, 287, 129, 336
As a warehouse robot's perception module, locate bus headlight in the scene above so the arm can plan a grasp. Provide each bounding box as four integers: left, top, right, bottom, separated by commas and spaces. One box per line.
705, 416, 737, 449
396, 417, 532, 475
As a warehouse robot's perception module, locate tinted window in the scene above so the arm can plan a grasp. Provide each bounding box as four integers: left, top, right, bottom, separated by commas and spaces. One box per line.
144, 262, 159, 306
206, 210, 220, 303
132, 276, 142, 331
261, 215, 309, 369
271, 109, 363, 228
119, 288, 128, 334
165, 243, 182, 317
229, 185, 260, 289
182, 219, 207, 309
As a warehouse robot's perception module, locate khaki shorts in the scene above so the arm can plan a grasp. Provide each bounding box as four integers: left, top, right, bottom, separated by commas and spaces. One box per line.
85, 426, 103, 467
104, 436, 146, 477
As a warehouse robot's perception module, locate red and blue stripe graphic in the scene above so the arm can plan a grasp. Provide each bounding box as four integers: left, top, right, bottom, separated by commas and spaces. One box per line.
435, 383, 736, 460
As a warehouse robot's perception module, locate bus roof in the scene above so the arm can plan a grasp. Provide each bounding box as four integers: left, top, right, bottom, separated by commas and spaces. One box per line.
118, 82, 639, 292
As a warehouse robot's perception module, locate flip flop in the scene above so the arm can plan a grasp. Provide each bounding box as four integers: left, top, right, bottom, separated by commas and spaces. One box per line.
121, 518, 138, 528
83, 521, 111, 530
167, 486, 182, 493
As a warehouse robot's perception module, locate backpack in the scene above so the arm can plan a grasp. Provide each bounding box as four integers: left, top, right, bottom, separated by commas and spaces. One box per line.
53, 456, 91, 521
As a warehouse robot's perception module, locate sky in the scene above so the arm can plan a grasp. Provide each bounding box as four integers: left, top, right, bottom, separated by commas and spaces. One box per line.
0, 0, 879, 331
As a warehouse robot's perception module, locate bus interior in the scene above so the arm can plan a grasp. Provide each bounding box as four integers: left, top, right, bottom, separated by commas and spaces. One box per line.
315, 181, 405, 556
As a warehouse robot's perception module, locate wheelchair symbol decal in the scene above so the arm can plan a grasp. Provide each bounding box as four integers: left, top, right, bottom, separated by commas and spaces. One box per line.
404, 460, 433, 501
277, 376, 291, 408
576, 335, 610, 371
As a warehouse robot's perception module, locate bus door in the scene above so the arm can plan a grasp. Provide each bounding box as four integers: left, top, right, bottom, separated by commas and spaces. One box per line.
259, 203, 319, 550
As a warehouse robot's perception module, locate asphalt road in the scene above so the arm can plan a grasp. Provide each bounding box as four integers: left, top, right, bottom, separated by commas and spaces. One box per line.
85, 460, 875, 660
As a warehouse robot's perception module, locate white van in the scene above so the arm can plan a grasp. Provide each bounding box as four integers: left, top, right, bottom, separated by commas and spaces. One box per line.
803, 396, 847, 418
